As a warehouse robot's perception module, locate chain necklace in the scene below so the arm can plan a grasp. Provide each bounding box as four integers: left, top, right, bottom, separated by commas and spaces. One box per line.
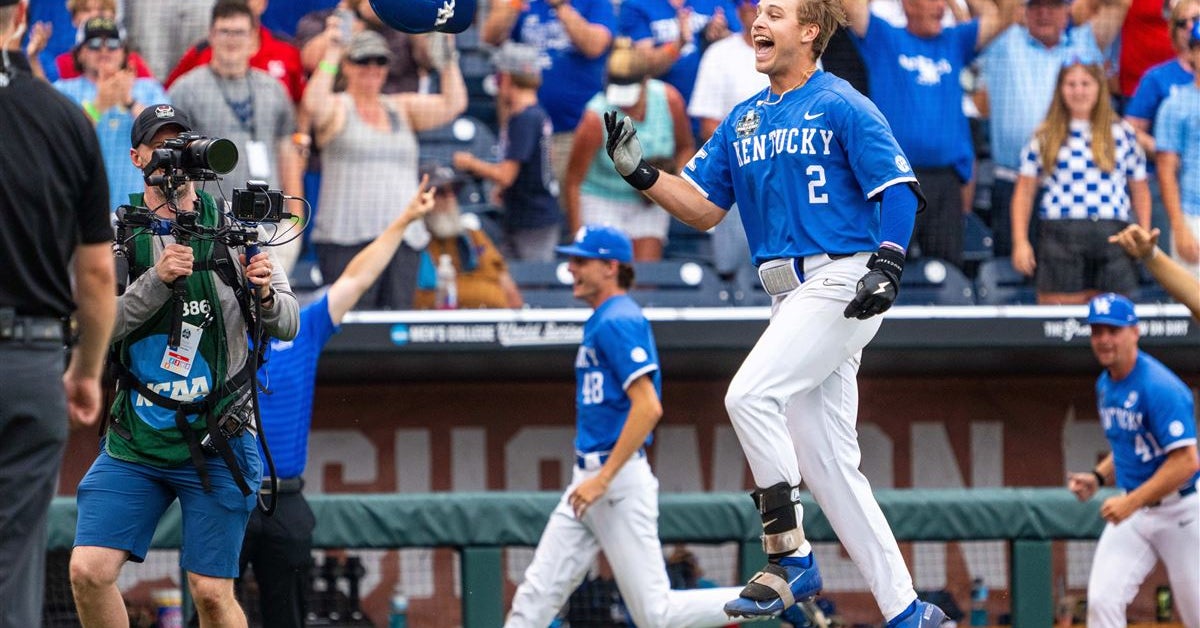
760, 66, 818, 106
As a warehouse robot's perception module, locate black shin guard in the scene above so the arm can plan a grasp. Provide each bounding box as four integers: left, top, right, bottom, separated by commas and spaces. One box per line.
751, 482, 803, 561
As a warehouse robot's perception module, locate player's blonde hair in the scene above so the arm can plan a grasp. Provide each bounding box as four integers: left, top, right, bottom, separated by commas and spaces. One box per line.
795, 0, 848, 58
67, 0, 117, 16
1034, 62, 1117, 175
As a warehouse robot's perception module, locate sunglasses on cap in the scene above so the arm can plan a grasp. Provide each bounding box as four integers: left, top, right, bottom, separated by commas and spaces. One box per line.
350, 56, 389, 67
84, 37, 122, 51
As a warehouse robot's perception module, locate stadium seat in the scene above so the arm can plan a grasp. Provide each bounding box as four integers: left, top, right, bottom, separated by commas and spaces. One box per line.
663, 217, 713, 263
630, 260, 730, 307
508, 260, 582, 308
896, 257, 975, 305
974, 257, 1036, 305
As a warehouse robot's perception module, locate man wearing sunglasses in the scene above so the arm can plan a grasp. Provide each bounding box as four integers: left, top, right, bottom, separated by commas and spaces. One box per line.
53, 16, 169, 214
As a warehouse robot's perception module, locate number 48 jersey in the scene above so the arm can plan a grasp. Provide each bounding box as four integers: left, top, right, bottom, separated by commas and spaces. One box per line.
574, 294, 662, 455
682, 70, 918, 266
1097, 352, 1198, 492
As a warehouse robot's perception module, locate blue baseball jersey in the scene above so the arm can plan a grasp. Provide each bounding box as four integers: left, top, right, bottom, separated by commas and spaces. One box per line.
574, 294, 662, 454
256, 294, 339, 479
682, 70, 918, 265
1096, 352, 1198, 493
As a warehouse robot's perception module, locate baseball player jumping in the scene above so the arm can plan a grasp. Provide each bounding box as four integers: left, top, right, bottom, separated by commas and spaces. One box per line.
504, 225, 813, 628
602, 0, 948, 624
1068, 293, 1199, 628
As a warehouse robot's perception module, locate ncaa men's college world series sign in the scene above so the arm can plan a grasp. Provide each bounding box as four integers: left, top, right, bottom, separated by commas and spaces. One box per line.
369, 0, 475, 33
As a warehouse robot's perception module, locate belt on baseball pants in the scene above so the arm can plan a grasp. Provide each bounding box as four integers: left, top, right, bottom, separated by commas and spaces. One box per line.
0, 308, 65, 344
1148, 483, 1197, 507
576, 448, 644, 471
757, 253, 856, 296
260, 477, 304, 494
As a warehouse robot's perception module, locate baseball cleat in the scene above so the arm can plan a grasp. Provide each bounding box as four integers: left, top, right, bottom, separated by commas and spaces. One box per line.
723, 554, 823, 619
886, 600, 948, 627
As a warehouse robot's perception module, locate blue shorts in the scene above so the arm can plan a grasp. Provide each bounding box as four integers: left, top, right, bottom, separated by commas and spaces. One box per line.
74, 434, 261, 578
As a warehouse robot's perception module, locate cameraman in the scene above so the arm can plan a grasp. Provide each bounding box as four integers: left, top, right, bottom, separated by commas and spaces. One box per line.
70, 104, 298, 628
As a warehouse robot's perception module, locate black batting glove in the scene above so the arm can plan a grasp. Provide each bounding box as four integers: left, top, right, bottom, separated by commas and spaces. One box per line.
604, 110, 660, 191
843, 246, 905, 320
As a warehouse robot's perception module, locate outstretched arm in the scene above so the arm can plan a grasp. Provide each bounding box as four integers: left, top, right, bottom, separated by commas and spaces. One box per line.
1109, 225, 1200, 321
326, 177, 436, 323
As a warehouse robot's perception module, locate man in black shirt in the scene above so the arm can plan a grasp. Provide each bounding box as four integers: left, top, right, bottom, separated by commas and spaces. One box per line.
0, 2, 116, 625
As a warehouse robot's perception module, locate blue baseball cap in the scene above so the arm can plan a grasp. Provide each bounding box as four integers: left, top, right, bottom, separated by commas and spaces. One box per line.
556, 225, 633, 263
1087, 293, 1138, 327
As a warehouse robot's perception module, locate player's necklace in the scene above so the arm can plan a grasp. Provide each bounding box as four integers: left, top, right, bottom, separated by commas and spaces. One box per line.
760, 66, 818, 106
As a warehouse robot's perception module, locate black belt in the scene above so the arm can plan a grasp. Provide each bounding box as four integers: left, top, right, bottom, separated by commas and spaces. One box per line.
261, 477, 304, 493
0, 308, 65, 344
1148, 484, 1196, 507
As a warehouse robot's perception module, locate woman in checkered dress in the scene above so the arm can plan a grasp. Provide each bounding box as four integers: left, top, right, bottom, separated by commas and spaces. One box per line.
1010, 60, 1152, 305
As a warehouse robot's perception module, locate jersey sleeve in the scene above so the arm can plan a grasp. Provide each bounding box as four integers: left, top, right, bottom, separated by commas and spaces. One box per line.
681, 115, 736, 210
594, 315, 659, 391
1146, 380, 1197, 453
834, 92, 916, 200
1018, 137, 1041, 178
1124, 72, 1161, 121
1116, 121, 1147, 181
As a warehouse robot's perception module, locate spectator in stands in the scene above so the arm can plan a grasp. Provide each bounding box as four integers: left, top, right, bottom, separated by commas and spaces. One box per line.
618, 0, 740, 122
23, 0, 153, 83
165, 0, 305, 104
1108, 0, 1175, 106
240, 178, 437, 628
453, 42, 561, 262
1110, 224, 1200, 320
1010, 60, 1150, 304
167, 0, 304, 273
413, 164, 524, 309
1152, 20, 1200, 279
687, 0, 766, 281
482, 0, 616, 187
1123, 0, 1199, 259
977, 0, 1129, 257
53, 17, 169, 213
124, 0, 217, 81
303, 29, 465, 309
564, 40, 693, 262
846, 0, 1015, 270
296, 0, 431, 96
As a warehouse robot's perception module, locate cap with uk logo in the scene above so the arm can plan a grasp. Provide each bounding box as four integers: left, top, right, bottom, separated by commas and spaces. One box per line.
556, 225, 633, 264
1087, 292, 1138, 327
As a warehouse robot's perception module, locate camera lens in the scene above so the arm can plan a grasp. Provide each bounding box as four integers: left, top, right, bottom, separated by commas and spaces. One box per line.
183, 137, 239, 174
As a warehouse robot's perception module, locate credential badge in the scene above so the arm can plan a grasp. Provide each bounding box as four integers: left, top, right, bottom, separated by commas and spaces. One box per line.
735, 109, 761, 138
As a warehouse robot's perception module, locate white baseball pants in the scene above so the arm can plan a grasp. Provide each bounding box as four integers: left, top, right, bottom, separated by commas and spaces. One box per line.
1087, 490, 1199, 628
505, 456, 750, 628
725, 252, 917, 620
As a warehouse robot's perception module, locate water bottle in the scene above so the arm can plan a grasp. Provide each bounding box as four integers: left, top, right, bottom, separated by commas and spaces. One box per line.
435, 253, 458, 310
389, 589, 409, 628
1156, 585, 1173, 622
970, 577, 989, 626
152, 589, 182, 628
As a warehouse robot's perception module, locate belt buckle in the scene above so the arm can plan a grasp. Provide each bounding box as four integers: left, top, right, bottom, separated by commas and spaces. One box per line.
757, 259, 802, 296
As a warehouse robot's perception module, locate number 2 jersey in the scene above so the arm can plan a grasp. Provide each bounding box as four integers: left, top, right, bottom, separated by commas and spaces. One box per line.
1097, 351, 1198, 492
574, 294, 662, 455
682, 70, 917, 265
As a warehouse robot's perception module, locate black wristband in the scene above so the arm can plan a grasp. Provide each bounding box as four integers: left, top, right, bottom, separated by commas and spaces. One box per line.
1092, 470, 1106, 487
868, 245, 906, 283
621, 159, 660, 191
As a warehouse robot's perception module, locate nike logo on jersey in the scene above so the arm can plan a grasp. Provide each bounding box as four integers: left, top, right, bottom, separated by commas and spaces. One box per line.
733, 128, 835, 167
1181, 518, 1195, 528
872, 281, 891, 295
821, 279, 844, 287
803, 111, 824, 120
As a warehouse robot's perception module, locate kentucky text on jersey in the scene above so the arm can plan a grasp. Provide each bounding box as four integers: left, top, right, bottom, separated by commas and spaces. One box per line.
1100, 405, 1147, 432
733, 127, 836, 167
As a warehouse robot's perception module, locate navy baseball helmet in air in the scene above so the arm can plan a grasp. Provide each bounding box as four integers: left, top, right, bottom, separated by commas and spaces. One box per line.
369, 0, 475, 34
556, 225, 634, 264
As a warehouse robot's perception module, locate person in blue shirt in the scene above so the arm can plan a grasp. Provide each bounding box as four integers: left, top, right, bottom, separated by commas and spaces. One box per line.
844, 0, 1014, 269
603, 0, 947, 624
505, 225, 805, 628
1068, 293, 1199, 628
238, 178, 435, 628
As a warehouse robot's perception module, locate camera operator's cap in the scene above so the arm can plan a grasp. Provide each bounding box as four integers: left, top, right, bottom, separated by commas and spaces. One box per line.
419, 162, 464, 192
556, 225, 633, 264
131, 104, 194, 148
1087, 293, 1138, 328
492, 42, 546, 80
346, 30, 394, 64
80, 16, 122, 42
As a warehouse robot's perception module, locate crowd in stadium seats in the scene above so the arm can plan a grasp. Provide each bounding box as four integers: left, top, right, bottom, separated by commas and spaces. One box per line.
22, 0, 1200, 308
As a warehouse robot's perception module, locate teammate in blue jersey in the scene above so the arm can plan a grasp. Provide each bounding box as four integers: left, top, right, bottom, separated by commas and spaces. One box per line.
505, 225, 802, 628
603, 0, 948, 625
239, 179, 435, 628
1067, 293, 1199, 628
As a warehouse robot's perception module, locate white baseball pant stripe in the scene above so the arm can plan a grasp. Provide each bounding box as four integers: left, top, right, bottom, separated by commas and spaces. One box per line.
505, 456, 751, 628
725, 252, 917, 620
1087, 491, 1199, 628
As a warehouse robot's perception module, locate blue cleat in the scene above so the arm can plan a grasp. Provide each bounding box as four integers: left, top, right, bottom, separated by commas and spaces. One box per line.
723, 555, 823, 619
887, 600, 948, 628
